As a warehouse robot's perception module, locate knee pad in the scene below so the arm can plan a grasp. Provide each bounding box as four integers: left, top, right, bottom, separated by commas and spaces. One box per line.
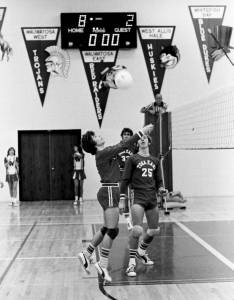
147, 227, 160, 236
107, 228, 119, 240
100, 226, 108, 236
132, 225, 143, 238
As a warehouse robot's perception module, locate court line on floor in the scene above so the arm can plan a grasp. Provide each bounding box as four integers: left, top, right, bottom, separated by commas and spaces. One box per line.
0, 221, 37, 286
174, 219, 234, 271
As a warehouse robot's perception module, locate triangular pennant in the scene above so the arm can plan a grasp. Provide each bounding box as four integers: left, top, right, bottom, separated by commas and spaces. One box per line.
138, 26, 175, 95
189, 5, 226, 82
0, 7, 6, 32
21, 27, 60, 106
81, 50, 118, 127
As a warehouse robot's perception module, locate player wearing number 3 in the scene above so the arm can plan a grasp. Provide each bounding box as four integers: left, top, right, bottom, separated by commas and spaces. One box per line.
120, 135, 167, 277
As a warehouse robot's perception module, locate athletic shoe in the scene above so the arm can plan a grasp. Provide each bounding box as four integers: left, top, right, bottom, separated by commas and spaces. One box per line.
78, 252, 91, 274
73, 200, 78, 206
95, 262, 112, 282
137, 253, 154, 265
126, 264, 136, 277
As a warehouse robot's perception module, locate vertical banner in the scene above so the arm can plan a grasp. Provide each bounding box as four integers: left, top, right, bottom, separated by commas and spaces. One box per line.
189, 6, 226, 82
81, 50, 118, 127
138, 26, 175, 95
21, 27, 60, 106
0, 7, 6, 31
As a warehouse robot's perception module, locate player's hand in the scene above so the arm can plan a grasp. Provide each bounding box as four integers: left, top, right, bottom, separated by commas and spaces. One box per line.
142, 124, 154, 135
158, 187, 168, 196
119, 194, 127, 215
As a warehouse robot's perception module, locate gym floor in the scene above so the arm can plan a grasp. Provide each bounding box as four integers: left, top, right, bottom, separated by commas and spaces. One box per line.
0, 197, 234, 300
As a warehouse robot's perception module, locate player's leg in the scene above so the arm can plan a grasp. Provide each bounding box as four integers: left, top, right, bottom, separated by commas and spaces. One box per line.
137, 205, 160, 265
79, 179, 84, 203
94, 186, 120, 282
8, 178, 14, 205
73, 177, 79, 205
123, 187, 133, 230
126, 203, 144, 276
12, 180, 18, 206
95, 206, 119, 282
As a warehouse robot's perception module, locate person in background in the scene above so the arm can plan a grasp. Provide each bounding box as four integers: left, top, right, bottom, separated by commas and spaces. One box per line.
140, 93, 167, 115
4, 147, 19, 206
117, 127, 136, 230
78, 124, 154, 282
119, 135, 167, 277
73, 145, 86, 205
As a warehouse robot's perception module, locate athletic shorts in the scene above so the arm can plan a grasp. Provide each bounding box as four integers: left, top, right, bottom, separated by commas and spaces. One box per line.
6, 174, 18, 183
132, 189, 157, 211
97, 186, 120, 211
73, 170, 86, 180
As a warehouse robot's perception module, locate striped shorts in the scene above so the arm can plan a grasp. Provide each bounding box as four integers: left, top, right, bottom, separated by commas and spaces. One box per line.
97, 185, 120, 211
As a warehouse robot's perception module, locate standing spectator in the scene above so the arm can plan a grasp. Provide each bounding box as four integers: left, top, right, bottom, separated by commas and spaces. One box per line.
73, 145, 86, 205
4, 147, 19, 206
140, 93, 167, 115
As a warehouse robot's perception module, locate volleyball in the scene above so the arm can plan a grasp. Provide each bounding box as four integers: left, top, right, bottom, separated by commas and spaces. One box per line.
114, 68, 133, 89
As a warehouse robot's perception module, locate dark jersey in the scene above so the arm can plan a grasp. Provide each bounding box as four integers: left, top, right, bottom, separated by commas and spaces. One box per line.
116, 144, 137, 173
95, 133, 142, 183
120, 153, 163, 193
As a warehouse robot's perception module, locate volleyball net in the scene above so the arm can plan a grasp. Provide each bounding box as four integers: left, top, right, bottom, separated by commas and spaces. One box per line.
172, 86, 234, 150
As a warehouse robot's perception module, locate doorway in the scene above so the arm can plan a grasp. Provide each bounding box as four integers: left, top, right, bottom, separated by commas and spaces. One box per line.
18, 130, 81, 201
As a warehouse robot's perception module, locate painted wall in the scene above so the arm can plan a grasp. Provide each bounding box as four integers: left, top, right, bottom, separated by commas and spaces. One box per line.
0, 0, 234, 201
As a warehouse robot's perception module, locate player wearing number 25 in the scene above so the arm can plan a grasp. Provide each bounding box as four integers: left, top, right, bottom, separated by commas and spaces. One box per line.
120, 135, 166, 277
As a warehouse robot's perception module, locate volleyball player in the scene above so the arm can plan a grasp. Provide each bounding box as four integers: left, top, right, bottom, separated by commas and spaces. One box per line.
119, 134, 167, 277
78, 124, 154, 282
117, 127, 137, 230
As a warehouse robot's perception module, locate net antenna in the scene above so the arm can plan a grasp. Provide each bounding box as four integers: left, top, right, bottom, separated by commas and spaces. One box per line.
207, 28, 234, 66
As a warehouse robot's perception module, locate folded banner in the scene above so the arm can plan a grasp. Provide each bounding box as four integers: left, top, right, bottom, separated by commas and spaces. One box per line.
21, 27, 60, 106
0, 7, 6, 31
189, 5, 226, 82
138, 26, 176, 95
81, 50, 118, 127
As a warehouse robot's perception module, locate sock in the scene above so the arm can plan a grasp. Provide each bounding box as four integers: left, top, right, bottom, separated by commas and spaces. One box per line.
138, 241, 150, 256
99, 247, 110, 269
84, 243, 95, 258
129, 249, 137, 266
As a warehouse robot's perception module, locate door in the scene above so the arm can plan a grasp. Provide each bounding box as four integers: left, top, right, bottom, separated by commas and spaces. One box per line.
18, 130, 81, 201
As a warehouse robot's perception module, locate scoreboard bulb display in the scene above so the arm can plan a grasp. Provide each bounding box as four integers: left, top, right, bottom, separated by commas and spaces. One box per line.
61, 12, 137, 49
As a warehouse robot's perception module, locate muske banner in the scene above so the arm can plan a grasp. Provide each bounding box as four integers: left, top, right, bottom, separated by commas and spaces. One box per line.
138, 26, 175, 95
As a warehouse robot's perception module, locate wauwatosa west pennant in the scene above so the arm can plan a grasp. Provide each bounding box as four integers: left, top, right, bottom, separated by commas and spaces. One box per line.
0, 7, 6, 32
138, 26, 175, 95
189, 6, 226, 82
81, 50, 118, 127
21, 27, 60, 106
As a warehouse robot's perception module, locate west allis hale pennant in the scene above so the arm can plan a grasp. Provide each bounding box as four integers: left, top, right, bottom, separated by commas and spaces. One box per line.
81, 50, 118, 127
189, 5, 227, 82
21, 27, 60, 106
138, 26, 179, 96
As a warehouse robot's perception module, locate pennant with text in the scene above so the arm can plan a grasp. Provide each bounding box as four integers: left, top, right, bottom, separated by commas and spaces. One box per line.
0, 7, 6, 32
81, 50, 118, 127
189, 6, 226, 82
138, 26, 175, 95
21, 27, 60, 106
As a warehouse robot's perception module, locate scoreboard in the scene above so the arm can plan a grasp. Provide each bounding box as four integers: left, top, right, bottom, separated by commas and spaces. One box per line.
60, 12, 137, 49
